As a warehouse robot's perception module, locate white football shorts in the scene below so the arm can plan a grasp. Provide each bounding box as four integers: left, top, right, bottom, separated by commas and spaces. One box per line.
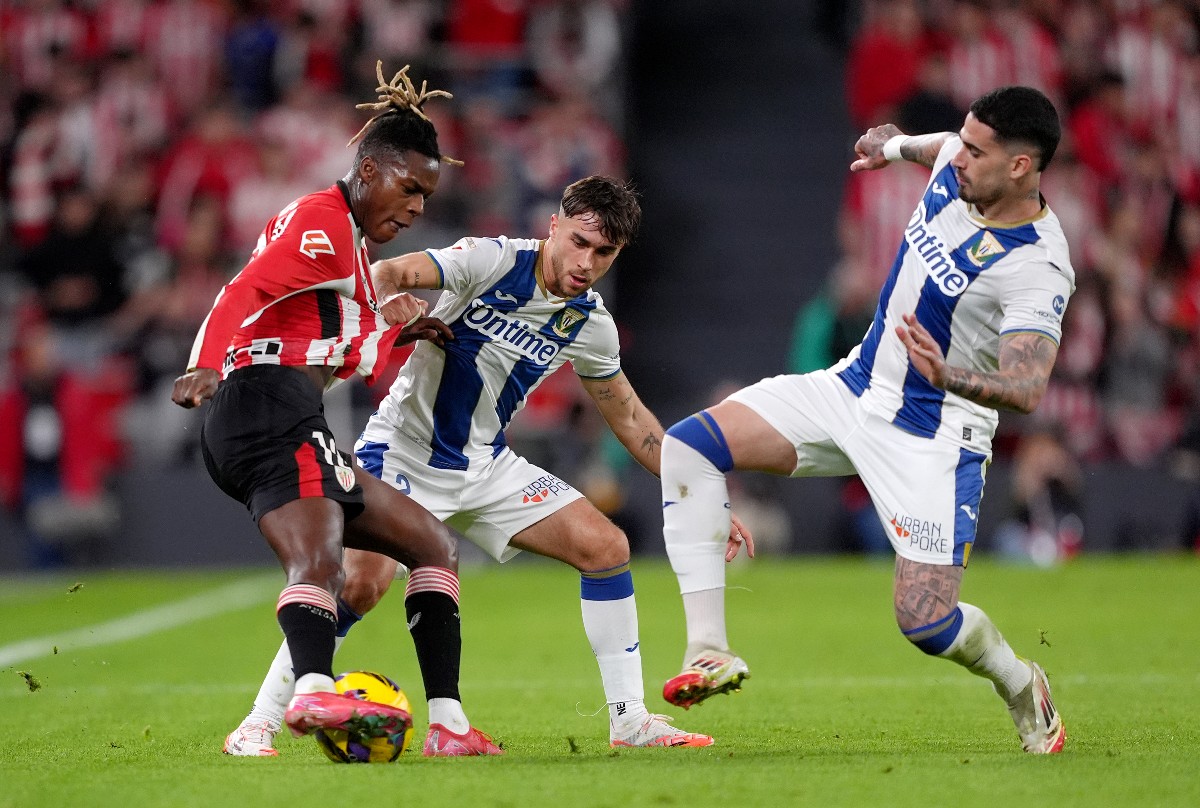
353, 428, 584, 562
726, 369, 988, 566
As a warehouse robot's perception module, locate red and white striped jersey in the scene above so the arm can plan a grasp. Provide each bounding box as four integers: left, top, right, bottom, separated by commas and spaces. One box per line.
187, 183, 400, 388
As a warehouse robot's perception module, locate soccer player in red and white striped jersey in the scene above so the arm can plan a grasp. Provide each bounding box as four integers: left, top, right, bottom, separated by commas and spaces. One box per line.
171, 63, 500, 757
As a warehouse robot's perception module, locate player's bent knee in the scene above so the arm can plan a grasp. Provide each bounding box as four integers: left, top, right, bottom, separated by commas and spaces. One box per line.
340, 563, 396, 614
664, 411, 734, 473
899, 606, 965, 656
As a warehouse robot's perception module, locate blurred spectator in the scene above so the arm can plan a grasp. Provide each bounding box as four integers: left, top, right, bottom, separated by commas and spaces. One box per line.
227, 137, 312, 256
895, 50, 965, 137
354, 0, 441, 80
1102, 275, 1180, 466
2, 0, 91, 94
943, 0, 1016, 113
153, 101, 258, 253
0, 314, 126, 567
996, 0, 1064, 105
17, 186, 127, 361
1105, 0, 1195, 131
514, 96, 623, 233
845, 0, 926, 129
91, 50, 171, 191
273, 9, 348, 96
255, 80, 357, 187
527, 0, 624, 122
141, 0, 229, 121
444, 0, 532, 112
224, 0, 281, 115
992, 429, 1084, 566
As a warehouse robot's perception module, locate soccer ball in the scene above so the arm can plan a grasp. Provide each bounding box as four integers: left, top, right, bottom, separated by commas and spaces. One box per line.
314, 670, 414, 763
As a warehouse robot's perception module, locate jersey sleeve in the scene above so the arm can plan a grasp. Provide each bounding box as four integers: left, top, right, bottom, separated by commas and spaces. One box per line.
997, 258, 1075, 346
930, 135, 961, 176
187, 197, 355, 371
570, 311, 622, 380
422, 236, 507, 295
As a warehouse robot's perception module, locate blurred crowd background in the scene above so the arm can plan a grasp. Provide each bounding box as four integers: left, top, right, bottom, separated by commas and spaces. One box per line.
2, 0, 1200, 569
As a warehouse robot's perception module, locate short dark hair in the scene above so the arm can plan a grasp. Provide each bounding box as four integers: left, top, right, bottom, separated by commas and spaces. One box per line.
560, 176, 641, 246
354, 108, 442, 167
969, 86, 1061, 172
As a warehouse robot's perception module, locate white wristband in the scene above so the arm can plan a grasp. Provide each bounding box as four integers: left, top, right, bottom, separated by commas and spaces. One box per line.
883, 135, 907, 162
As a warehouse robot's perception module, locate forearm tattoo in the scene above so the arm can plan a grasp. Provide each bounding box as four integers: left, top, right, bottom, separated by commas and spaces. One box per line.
894, 556, 963, 630
940, 333, 1057, 413
901, 132, 953, 169
640, 434, 661, 457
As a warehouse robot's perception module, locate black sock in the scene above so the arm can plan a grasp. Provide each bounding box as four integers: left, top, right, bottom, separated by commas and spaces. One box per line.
277, 602, 336, 680
404, 591, 461, 701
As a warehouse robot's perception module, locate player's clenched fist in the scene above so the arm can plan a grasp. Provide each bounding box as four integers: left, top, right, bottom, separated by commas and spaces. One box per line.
378, 291, 428, 327
850, 123, 903, 172
171, 367, 221, 409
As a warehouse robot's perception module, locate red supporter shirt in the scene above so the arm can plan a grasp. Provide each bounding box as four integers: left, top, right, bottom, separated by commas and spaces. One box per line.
187, 182, 400, 388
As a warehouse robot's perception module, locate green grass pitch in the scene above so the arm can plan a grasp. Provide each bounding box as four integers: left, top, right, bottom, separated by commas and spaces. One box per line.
1, 555, 1197, 807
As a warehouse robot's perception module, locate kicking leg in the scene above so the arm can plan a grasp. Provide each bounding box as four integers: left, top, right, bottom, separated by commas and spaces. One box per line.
223, 548, 397, 756
894, 557, 1064, 753
660, 401, 795, 708
256, 498, 410, 744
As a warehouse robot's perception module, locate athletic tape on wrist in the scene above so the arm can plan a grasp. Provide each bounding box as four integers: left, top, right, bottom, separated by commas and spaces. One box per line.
883, 135, 907, 162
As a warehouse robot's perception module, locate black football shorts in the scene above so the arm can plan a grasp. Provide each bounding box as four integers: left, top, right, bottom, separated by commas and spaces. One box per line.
200, 365, 365, 522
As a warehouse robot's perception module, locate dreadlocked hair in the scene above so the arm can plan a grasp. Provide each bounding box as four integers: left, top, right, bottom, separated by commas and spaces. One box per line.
348, 61, 462, 167
561, 176, 642, 246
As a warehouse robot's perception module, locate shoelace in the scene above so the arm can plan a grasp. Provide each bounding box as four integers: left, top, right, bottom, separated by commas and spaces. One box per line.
240, 720, 279, 743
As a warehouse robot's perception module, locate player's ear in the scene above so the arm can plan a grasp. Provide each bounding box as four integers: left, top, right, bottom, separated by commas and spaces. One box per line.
1010, 152, 1034, 180
359, 155, 377, 185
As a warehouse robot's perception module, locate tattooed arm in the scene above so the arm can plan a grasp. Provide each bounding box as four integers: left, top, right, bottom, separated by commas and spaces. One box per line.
581, 372, 664, 476
850, 125, 954, 172
895, 313, 1059, 414
371, 252, 442, 296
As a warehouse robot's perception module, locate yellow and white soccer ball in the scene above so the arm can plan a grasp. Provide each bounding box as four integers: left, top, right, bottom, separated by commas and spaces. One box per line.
313, 670, 414, 763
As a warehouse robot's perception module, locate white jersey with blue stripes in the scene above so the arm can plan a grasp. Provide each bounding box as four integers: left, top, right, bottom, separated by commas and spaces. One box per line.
835, 136, 1076, 453
372, 235, 621, 472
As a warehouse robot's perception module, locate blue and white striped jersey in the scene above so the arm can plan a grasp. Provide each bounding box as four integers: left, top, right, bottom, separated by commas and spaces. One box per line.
835, 137, 1076, 453
372, 236, 622, 472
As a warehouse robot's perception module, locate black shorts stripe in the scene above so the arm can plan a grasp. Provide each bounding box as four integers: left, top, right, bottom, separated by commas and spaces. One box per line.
316, 289, 341, 340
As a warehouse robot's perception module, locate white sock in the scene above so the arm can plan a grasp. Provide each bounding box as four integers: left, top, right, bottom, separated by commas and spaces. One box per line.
939, 602, 1033, 702
579, 591, 647, 730
248, 636, 346, 724
293, 672, 335, 695
427, 697, 469, 734
662, 435, 732, 651
682, 588, 729, 662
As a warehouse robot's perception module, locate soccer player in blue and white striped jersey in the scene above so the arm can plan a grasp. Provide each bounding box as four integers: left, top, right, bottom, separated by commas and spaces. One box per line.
660, 86, 1071, 755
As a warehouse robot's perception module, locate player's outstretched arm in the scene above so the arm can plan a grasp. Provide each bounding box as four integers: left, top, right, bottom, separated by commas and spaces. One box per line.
895, 313, 1058, 414
851, 125, 954, 172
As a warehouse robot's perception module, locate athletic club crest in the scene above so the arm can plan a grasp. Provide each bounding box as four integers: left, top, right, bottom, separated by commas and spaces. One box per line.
336, 465, 355, 492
